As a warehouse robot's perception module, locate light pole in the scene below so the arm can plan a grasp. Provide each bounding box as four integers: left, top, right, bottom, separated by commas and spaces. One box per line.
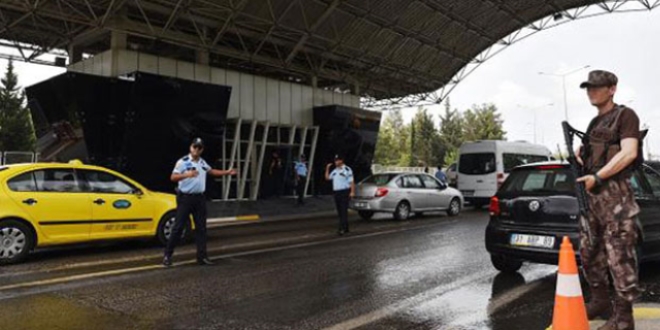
517, 103, 554, 144
538, 65, 590, 121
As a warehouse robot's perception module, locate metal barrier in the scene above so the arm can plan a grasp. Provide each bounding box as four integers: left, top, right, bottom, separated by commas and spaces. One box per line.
1, 151, 39, 165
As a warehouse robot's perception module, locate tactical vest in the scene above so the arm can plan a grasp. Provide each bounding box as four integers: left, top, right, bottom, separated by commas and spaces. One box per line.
582, 105, 647, 175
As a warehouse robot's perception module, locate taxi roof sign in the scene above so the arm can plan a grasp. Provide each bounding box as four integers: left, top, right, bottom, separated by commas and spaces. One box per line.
68, 159, 83, 166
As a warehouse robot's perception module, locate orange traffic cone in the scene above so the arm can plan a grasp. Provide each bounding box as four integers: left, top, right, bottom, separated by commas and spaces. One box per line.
551, 236, 589, 330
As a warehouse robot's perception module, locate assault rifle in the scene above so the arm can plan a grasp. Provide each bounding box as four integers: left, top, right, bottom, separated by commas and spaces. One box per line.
562, 121, 594, 246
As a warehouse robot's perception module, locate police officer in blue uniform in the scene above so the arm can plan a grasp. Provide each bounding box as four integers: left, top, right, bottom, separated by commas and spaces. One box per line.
294, 154, 308, 205
325, 154, 355, 235
163, 138, 237, 267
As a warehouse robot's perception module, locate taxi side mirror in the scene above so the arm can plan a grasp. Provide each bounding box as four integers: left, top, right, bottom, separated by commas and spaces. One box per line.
133, 189, 144, 196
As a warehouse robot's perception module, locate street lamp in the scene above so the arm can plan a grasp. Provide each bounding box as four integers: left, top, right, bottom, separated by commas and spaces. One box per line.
517, 103, 554, 144
538, 65, 590, 121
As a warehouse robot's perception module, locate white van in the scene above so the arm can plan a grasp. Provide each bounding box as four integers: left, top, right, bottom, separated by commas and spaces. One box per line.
457, 140, 552, 207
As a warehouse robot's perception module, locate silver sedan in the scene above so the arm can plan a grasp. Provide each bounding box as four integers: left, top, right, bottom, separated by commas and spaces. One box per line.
349, 172, 464, 220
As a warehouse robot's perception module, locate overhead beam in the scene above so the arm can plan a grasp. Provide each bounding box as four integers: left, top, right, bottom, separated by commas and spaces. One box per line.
285, 0, 341, 64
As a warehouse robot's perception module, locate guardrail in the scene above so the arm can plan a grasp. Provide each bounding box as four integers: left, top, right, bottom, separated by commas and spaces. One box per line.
0, 152, 39, 165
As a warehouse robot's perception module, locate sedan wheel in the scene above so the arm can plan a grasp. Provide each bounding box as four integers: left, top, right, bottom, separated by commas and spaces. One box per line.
394, 202, 411, 221
447, 198, 461, 216
0, 220, 35, 265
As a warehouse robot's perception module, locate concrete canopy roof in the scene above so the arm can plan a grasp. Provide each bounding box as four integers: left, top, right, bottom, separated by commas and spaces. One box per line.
0, 0, 657, 103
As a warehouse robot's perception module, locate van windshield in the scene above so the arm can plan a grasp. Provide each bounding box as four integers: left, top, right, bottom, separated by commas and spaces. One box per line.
459, 153, 495, 175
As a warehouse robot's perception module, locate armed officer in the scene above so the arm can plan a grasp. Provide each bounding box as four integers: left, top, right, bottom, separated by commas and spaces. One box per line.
163, 138, 237, 267
325, 154, 355, 235
576, 70, 642, 330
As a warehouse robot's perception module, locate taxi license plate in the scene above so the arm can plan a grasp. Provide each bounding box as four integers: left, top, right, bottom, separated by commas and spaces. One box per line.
510, 234, 555, 249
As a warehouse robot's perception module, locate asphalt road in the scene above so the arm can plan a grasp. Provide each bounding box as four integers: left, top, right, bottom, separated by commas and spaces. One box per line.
1, 208, 660, 330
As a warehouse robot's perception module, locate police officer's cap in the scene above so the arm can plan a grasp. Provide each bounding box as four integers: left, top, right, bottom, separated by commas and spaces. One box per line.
580, 70, 618, 89
334, 154, 344, 161
191, 137, 204, 148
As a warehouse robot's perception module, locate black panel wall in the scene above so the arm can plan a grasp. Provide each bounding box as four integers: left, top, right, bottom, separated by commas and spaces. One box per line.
26, 72, 232, 196
313, 105, 382, 195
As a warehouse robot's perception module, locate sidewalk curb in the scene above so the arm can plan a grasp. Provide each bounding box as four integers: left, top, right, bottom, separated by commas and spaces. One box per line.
546, 304, 660, 330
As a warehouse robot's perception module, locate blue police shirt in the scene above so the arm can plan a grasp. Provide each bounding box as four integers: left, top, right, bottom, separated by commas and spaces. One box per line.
329, 165, 353, 191
172, 155, 211, 194
294, 161, 308, 177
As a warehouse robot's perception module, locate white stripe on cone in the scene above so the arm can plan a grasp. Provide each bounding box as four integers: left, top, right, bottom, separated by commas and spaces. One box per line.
556, 273, 583, 297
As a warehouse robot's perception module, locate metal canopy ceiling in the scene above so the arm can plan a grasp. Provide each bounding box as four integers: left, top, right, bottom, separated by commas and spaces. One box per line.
0, 0, 658, 105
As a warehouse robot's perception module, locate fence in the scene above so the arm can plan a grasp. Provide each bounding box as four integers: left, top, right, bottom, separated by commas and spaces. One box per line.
0, 152, 39, 165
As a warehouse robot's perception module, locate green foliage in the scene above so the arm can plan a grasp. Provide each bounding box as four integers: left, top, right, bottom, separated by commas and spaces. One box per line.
373, 100, 506, 168
0, 60, 36, 151
462, 103, 507, 142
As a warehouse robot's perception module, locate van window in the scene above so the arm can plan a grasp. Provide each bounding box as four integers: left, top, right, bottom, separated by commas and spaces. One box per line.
503, 154, 550, 173
459, 153, 496, 175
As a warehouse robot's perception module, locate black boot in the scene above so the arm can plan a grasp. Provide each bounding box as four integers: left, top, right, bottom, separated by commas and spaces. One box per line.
598, 296, 634, 330
587, 287, 612, 320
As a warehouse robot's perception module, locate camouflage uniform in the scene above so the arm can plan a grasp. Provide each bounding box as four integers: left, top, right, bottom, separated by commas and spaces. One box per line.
578, 70, 642, 330
579, 177, 640, 302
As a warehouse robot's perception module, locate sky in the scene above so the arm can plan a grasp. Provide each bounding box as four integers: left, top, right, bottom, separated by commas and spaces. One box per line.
2, 5, 660, 157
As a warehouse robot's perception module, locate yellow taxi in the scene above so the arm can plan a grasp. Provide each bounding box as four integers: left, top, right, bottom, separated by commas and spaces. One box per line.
0, 160, 180, 264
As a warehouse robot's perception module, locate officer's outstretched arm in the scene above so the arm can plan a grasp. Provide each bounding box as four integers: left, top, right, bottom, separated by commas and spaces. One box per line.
209, 168, 237, 177
596, 138, 638, 180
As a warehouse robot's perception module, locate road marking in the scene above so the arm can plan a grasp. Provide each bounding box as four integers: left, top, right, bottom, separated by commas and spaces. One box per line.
322, 271, 492, 330
0, 220, 456, 295
207, 214, 260, 224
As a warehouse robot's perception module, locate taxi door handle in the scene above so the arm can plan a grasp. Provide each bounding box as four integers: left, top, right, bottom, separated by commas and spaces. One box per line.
22, 198, 37, 205
93, 198, 106, 205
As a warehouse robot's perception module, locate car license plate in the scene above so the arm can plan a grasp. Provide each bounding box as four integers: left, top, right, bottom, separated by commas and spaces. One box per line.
461, 190, 474, 196
510, 234, 555, 249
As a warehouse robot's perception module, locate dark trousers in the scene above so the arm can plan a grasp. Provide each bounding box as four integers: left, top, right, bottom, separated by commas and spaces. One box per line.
334, 189, 350, 231
165, 193, 208, 260
296, 176, 307, 204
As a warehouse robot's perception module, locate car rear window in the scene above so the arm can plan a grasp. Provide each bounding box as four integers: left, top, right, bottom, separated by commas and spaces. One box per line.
500, 167, 575, 193
361, 174, 396, 186
459, 153, 496, 175
502, 153, 550, 173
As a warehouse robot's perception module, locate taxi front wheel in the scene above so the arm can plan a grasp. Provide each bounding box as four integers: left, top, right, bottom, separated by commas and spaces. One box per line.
0, 220, 35, 265
156, 211, 191, 246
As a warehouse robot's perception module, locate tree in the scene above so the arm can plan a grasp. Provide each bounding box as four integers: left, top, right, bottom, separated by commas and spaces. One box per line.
438, 99, 464, 166
462, 103, 506, 142
410, 107, 443, 167
374, 110, 410, 166
0, 60, 36, 151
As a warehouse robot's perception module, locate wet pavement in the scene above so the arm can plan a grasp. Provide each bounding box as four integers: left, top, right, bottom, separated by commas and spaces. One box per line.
1, 209, 660, 329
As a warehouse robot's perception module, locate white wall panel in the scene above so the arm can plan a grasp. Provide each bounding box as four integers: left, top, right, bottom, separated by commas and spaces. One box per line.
254, 76, 267, 121
322, 90, 334, 105
177, 61, 195, 80
158, 57, 177, 77
279, 82, 292, 125
240, 73, 254, 120
104, 52, 115, 76
138, 53, 158, 74
226, 70, 241, 118
291, 84, 303, 125
67, 50, 362, 126
116, 50, 138, 75
301, 85, 314, 126
266, 79, 279, 123
211, 67, 226, 85
195, 64, 211, 83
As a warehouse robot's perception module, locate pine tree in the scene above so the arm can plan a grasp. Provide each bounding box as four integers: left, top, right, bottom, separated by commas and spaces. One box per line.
0, 60, 36, 152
